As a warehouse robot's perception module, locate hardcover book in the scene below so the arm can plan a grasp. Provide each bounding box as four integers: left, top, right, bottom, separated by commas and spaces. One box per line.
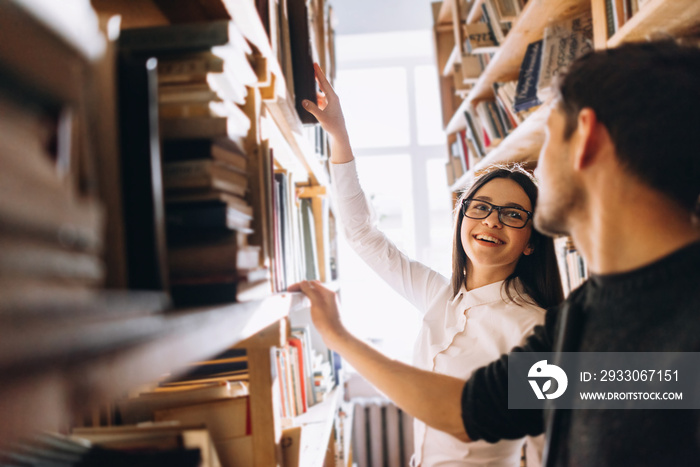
514, 39, 543, 112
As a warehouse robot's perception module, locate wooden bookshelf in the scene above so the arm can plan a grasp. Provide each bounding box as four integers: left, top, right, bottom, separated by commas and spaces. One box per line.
0, 293, 292, 446
606, 0, 700, 47
295, 387, 342, 466
445, 0, 590, 134
449, 104, 547, 191
438, 0, 700, 191
1, 0, 345, 465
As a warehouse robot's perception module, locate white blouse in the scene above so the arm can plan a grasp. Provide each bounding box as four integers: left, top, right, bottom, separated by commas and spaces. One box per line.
330, 160, 545, 467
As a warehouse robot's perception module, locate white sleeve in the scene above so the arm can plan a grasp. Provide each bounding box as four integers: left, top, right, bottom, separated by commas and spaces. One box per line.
330, 160, 448, 315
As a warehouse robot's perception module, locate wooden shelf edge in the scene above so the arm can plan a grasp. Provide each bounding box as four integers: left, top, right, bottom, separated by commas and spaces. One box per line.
264, 97, 330, 187
0, 293, 296, 445
466, 0, 486, 24
450, 104, 548, 191
436, 0, 455, 25
295, 386, 341, 467
607, 0, 700, 47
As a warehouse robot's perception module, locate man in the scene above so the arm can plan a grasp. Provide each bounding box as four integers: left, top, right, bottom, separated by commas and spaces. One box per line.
290, 40, 700, 466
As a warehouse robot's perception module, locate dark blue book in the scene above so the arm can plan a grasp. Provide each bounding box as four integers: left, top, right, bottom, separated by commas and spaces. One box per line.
514, 40, 544, 112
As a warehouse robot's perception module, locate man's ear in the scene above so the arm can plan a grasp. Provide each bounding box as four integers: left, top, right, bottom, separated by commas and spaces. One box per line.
572, 107, 599, 171
523, 244, 534, 256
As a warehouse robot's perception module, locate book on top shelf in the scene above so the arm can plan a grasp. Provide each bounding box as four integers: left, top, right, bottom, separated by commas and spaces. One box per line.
513, 39, 543, 112
287, 0, 319, 124
537, 11, 594, 104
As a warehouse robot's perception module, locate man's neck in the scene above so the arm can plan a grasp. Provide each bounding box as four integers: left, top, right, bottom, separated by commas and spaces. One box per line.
571, 189, 700, 275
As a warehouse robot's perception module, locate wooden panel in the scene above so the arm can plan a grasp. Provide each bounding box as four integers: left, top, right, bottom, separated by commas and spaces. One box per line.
153, 0, 229, 22
311, 196, 327, 283
248, 347, 282, 466
446, 0, 590, 133
296, 388, 341, 467
608, 0, 700, 47
590, 0, 609, 49
436, 0, 455, 25
90, 0, 170, 28
451, 0, 466, 58
466, 0, 486, 24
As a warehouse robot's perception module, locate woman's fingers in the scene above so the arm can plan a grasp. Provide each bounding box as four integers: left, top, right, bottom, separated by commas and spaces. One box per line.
302, 99, 323, 120
313, 63, 334, 97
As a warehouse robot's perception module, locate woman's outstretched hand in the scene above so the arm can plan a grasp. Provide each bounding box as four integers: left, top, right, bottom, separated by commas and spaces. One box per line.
302, 64, 350, 145
287, 280, 347, 349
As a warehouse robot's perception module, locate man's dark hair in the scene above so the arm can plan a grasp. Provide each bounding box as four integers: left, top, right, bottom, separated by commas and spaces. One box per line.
555, 39, 700, 213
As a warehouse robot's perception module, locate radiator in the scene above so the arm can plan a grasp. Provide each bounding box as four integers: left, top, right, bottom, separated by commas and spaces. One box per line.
351, 398, 415, 467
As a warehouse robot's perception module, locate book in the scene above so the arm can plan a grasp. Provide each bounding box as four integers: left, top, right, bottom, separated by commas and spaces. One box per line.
160, 116, 250, 141
162, 139, 248, 170
166, 201, 253, 233
157, 52, 225, 83
291, 326, 318, 407
287, 0, 318, 124
163, 159, 248, 197
513, 39, 543, 112
288, 337, 308, 413
117, 381, 247, 424
537, 12, 594, 104
168, 235, 260, 277
119, 20, 252, 59
154, 397, 251, 444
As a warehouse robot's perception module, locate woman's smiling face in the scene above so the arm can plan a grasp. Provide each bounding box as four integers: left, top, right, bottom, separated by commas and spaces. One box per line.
460, 177, 534, 279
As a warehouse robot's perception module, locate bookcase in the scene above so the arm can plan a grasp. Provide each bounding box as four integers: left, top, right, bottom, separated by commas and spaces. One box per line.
433, 0, 700, 293
0, 1, 348, 466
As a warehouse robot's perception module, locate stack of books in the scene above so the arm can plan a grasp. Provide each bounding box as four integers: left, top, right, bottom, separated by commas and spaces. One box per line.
119, 21, 271, 307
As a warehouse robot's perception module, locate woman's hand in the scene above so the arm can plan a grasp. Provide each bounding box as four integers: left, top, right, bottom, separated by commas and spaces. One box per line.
303, 64, 350, 147
287, 280, 348, 349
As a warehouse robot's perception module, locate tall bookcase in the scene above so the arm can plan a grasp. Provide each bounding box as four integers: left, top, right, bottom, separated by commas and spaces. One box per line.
0, 1, 348, 466
433, 0, 700, 293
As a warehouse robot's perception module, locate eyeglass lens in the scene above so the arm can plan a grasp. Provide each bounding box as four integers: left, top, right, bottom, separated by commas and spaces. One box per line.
463, 200, 529, 228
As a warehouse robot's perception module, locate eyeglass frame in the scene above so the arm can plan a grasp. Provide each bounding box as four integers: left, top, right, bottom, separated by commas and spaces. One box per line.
461, 198, 533, 229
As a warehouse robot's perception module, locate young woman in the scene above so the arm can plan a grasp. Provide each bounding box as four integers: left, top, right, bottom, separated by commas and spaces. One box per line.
299, 64, 563, 466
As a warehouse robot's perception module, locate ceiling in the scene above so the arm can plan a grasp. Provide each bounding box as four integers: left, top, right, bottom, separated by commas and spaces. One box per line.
331, 0, 436, 35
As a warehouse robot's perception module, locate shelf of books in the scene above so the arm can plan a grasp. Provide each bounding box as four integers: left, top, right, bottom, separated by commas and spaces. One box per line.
436, 0, 592, 191
601, 0, 700, 47
0, 0, 347, 465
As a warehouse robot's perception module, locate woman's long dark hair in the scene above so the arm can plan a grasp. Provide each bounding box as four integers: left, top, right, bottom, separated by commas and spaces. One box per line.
450, 164, 564, 309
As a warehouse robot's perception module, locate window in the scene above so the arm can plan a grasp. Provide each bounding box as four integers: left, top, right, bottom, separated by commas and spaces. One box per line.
334, 30, 452, 362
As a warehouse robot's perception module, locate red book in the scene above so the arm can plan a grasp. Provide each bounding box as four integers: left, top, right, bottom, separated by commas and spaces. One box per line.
288, 337, 308, 412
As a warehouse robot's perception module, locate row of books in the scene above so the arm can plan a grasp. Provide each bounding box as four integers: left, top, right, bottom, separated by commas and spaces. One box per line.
554, 236, 589, 297
513, 11, 594, 113
269, 170, 338, 291
606, 0, 654, 38
119, 21, 270, 307
451, 9, 594, 179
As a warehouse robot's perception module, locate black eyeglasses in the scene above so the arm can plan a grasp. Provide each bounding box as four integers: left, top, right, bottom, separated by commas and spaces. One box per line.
461, 199, 532, 229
